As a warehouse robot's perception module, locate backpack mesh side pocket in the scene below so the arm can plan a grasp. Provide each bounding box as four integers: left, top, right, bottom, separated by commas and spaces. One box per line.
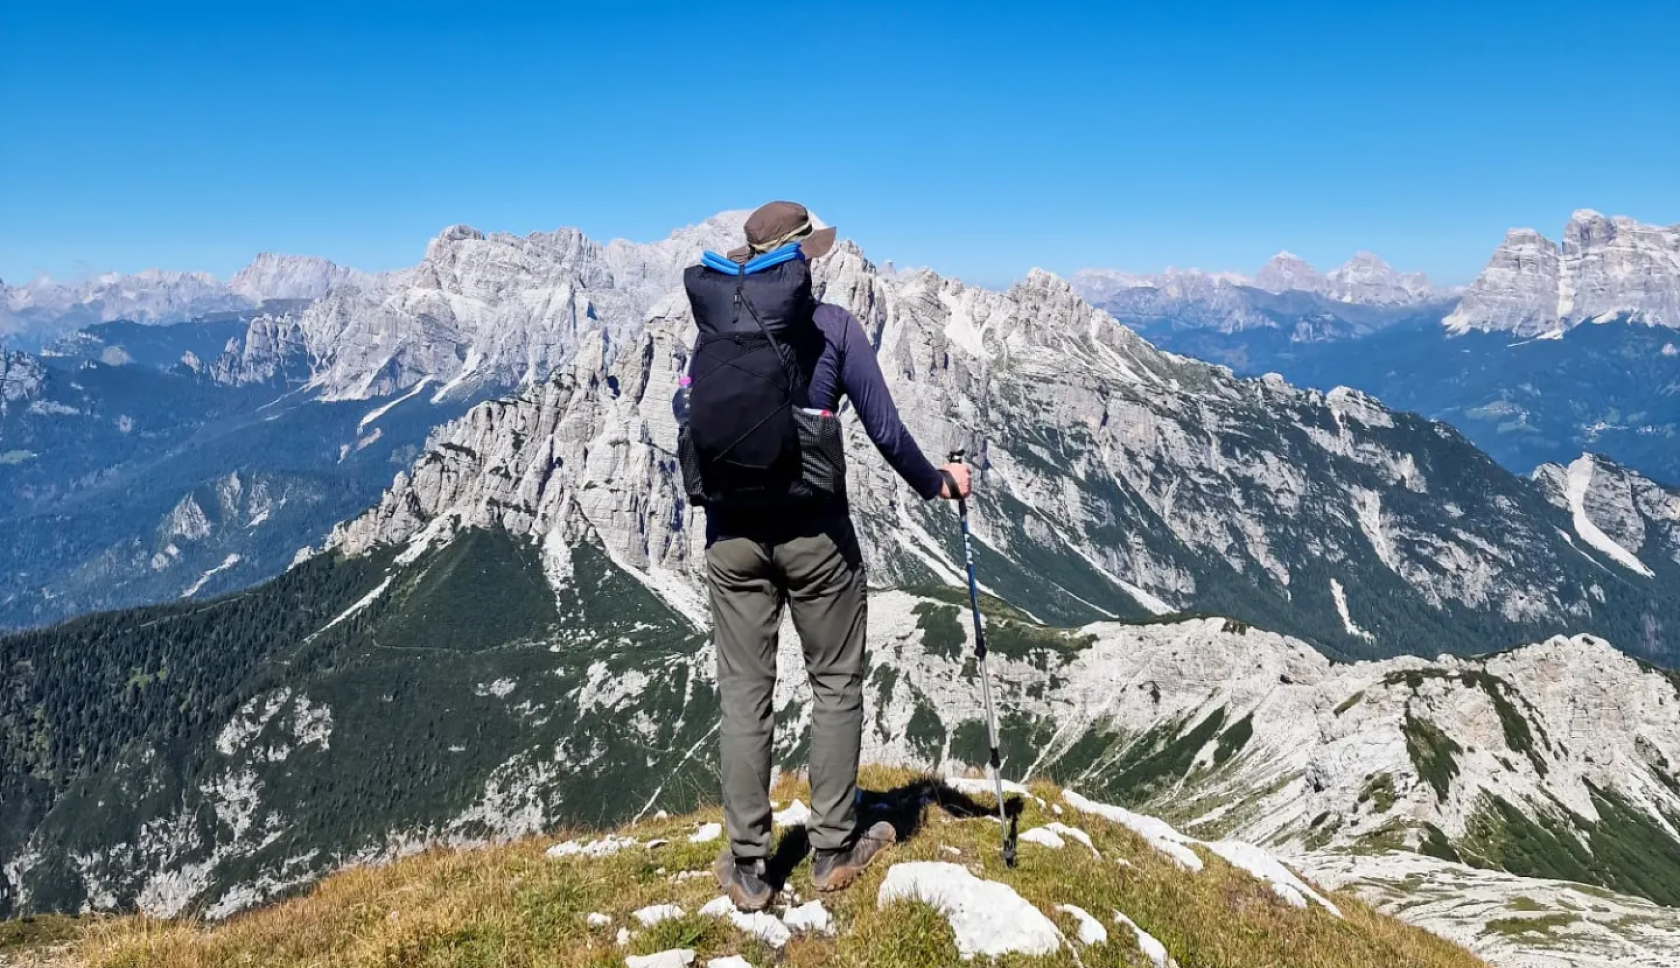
791, 409, 846, 500
676, 421, 708, 506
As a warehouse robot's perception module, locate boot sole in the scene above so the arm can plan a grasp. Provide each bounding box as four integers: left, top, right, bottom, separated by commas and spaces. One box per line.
813, 869, 862, 893
812, 828, 897, 893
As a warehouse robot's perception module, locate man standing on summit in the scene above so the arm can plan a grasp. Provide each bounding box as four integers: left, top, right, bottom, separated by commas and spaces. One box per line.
676, 201, 971, 911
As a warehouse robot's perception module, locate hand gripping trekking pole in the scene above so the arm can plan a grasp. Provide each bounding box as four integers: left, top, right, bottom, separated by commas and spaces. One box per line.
943, 450, 1019, 868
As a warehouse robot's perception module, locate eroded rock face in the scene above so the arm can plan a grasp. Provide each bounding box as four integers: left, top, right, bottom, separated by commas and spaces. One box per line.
1447, 210, 1680, 335
1443, 229, 1562, 336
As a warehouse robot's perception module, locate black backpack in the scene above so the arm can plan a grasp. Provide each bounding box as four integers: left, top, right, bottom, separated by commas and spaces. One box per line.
677, 245, 844, 510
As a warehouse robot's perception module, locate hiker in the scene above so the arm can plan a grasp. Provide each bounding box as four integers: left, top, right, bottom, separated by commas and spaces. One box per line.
675, 201, 971, 911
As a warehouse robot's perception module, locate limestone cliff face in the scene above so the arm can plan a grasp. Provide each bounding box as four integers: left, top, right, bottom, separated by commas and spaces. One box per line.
1446, 210, 1680, 335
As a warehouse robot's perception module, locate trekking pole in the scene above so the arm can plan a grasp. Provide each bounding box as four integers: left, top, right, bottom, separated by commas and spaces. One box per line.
944, 450, 1019, 868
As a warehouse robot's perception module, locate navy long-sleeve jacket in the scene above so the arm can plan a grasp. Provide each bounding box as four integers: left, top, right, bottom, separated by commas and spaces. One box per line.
691, 302, 944, 539
801, 304, 944, 500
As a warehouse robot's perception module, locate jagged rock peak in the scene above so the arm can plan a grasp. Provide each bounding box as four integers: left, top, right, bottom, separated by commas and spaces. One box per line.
439, 224, 488, 243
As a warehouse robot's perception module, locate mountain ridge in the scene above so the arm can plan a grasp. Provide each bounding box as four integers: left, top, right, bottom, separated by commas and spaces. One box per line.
323, 237, 1680, 663
1071, 249, 1451, 341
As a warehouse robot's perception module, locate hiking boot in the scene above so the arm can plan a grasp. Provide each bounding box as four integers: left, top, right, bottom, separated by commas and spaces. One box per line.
811, 820, 897, 893
712, 852, 773, 913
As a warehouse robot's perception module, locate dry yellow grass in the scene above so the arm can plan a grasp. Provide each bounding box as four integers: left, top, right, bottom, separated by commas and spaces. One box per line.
7, 767, 1485, 968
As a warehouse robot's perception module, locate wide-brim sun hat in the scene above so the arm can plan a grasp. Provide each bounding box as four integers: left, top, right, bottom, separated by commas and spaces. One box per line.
727, 200, 837, 263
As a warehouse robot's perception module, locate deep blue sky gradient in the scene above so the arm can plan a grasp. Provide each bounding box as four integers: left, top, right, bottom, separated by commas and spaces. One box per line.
3, 0, 1676, 287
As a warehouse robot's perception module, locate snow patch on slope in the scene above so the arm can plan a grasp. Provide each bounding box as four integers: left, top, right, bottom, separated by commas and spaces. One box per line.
182, 553, 242, 597
358, 378, 431, 432
1565, 456, 1654, 576
317, 576, 394, 633
1330, 578, 1373, 640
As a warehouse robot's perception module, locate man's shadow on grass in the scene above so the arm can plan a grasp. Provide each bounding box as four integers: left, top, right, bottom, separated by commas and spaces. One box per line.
764, 777, 1024, 888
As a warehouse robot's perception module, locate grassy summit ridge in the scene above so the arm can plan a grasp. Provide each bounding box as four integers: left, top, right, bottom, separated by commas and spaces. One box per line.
13, 769, 1482, 968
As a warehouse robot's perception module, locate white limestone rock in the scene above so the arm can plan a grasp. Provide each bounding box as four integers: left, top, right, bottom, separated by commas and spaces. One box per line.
632, 903, 685, 927
697, 896, 792, 948
1055, 903, 1108, 945
1113, 911, 1174, 968
625, 950, 694, 968
781, 899, 833, 935
547, 835, 636, 859
772, 800, 811, 828
876, 862, 1061, 958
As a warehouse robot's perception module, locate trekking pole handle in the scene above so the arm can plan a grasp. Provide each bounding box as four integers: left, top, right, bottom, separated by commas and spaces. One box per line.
941, 450, 968, 504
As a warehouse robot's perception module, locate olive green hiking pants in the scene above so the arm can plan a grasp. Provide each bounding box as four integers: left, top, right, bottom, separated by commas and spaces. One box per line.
707, 521, 867, 859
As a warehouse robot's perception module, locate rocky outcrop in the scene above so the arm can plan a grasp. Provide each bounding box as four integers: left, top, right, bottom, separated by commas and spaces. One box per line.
0, 351, 44, 414
208, 314, 312, 386
1446, 210, 1680, 335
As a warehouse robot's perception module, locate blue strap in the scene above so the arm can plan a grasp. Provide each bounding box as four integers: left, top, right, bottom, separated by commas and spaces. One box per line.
699, 242, 805, 276
700, 251, 741, 274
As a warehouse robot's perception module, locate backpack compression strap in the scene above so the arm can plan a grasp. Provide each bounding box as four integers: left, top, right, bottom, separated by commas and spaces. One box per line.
700, 243, 805, 276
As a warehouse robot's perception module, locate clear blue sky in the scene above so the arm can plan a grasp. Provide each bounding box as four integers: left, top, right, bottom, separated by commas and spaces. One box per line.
3, 1, 1676, 289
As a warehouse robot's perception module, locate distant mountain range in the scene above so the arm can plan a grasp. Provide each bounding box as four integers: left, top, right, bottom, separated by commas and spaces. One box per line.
1074, 211, 1680, 487
0, 255, 377, 348
1073, 209, 1680, 340
211, 215, 745, 400
1072, 250, 1454, 342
